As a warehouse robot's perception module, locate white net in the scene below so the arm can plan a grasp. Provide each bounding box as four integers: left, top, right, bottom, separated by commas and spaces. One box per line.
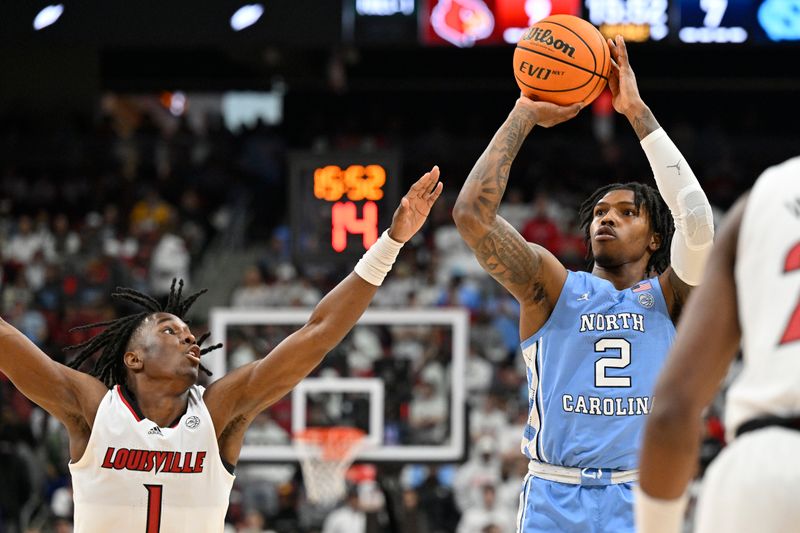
293, 427, 366, 506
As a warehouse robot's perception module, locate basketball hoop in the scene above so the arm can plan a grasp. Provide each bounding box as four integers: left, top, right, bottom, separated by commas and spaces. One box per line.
293, 427, 366, 506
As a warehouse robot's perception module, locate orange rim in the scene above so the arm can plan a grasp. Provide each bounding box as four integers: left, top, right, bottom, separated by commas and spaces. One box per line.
294, 427, 366, 460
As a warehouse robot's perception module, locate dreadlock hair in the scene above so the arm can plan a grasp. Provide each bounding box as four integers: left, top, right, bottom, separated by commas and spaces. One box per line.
577, 182, 674, 276
65, 279, 223, 388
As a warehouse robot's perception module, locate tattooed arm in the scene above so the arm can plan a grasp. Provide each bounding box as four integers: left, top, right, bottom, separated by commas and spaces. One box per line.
453, 97, 580, 337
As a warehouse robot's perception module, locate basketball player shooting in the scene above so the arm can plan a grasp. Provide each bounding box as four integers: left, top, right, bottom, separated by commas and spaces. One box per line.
0, 168, 442, 533
637, 158, 800, 533
453, 36, 715, 533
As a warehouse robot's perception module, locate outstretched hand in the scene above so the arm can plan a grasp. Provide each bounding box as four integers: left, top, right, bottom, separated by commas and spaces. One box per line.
607, 35, 645, 116
388, 166, 443, 242
515, 95, 582, 128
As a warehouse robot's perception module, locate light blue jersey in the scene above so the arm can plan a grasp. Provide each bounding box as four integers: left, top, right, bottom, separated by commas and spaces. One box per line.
520, 270, 675, 470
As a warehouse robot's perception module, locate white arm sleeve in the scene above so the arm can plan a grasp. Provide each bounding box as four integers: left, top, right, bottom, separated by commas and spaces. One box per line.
634, 485, 688, 533
640, 128, 714, 285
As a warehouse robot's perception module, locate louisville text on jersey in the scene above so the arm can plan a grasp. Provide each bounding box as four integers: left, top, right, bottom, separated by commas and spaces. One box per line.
101, 447, 207, 474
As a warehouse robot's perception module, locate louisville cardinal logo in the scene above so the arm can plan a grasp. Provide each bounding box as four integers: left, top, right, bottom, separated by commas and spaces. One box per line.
431, 0, 495, 47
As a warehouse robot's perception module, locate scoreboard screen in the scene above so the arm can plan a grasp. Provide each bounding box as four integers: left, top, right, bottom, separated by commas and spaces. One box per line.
677, 0, 800, 43
421, 0, 581, 47
289, 151, 400, 264
413, 0, 800, 45
584, 0, 669, 42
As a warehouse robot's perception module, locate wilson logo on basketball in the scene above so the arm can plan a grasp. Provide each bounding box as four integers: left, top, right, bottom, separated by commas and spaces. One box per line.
524, 27, 576, 58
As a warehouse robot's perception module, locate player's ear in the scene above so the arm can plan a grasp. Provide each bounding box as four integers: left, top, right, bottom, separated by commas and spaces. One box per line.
649, 231, 662, 253
124, 350, 143, 371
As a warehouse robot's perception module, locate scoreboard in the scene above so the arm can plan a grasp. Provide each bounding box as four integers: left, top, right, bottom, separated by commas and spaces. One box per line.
289, 151, 400, 263
410, 0, 800, 45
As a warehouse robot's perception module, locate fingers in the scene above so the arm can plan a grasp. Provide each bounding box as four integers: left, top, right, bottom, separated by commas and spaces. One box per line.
617, 35, 628, 58
410, 165, 438, 194
608, 35, 627, 66
426, 165, 440, 195
615, 35, 627, 64
427, 181, 444, 204
409, 165, 441, 199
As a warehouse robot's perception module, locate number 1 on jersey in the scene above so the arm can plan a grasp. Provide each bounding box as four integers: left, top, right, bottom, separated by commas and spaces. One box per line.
780, 241, 800, 345
144, 484, 163, 533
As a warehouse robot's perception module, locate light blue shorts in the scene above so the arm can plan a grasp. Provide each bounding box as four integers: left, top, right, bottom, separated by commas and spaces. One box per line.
516, 474, 635, 533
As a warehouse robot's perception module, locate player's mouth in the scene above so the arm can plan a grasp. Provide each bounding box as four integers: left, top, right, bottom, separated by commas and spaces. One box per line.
185, 345, 201, 365
594, 227, 616, 240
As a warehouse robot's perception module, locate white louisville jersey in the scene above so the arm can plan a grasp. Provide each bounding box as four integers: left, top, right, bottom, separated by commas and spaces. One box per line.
726, 156, 800, 441
69, 384, 235, 533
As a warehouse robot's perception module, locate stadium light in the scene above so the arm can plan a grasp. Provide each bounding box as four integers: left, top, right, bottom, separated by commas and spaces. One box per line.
230, 4, 264, 31
33, 4, 64, 31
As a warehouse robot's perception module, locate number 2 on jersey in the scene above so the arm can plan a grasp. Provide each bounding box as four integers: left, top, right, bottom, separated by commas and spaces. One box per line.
144, 484, 163, 533
780, 241, 800, 345
595, 338, 632, 387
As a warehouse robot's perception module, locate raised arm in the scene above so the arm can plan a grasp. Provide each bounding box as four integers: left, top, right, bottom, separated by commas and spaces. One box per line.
607, 35, 715, 318
452, 98, 579, 336
205, 167, 443, 459
0, 319, 107, 457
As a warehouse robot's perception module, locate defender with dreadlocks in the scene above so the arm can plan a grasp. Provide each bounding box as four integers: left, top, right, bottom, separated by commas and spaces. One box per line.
0, 168, 443, 533
453, 37, 714, 533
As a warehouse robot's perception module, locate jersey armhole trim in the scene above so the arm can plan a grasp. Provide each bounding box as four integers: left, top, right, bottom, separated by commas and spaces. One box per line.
521, 270, 580, 348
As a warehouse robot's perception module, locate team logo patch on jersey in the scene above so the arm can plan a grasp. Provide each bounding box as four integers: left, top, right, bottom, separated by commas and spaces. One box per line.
186, 415, 201, 429
638, 292, 655, 309
147, 426, 163, 436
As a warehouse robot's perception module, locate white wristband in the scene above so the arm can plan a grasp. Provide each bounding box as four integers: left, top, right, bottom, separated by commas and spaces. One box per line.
354, 230, 404, 286
634, 485, 688, 533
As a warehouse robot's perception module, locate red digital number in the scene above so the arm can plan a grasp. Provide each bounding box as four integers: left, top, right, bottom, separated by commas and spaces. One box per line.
780, 242, 800, 345
331, 201, 379, 252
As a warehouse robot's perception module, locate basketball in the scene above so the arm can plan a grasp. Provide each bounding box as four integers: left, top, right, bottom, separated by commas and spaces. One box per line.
513, 14, 611, 106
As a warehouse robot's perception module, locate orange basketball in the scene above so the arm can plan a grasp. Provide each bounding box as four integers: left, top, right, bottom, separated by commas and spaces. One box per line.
513, 14, 611, 106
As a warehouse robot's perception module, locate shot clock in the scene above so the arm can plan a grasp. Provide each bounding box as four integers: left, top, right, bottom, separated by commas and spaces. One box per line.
289, 151, 400, 263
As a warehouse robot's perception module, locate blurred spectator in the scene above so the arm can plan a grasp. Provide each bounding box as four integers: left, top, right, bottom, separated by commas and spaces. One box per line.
521, 194, 563, 255
455, 484, 513, 533
231, 266, 272, 308
469, 393, 507, 446
463, 347, 493, 398
6, 215, 50, 265
48, 214, 80, 265
237, 510, 276, 533
453, 437, 501, 512
7, 299, 48, 347
100, 205, 138, 261
129, 188, 174, 234
149, 225, 191, 297
321, 486, 365, 533
408, 378, 448, 445
497, 188, 533, 232
398, 488, 431, 533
